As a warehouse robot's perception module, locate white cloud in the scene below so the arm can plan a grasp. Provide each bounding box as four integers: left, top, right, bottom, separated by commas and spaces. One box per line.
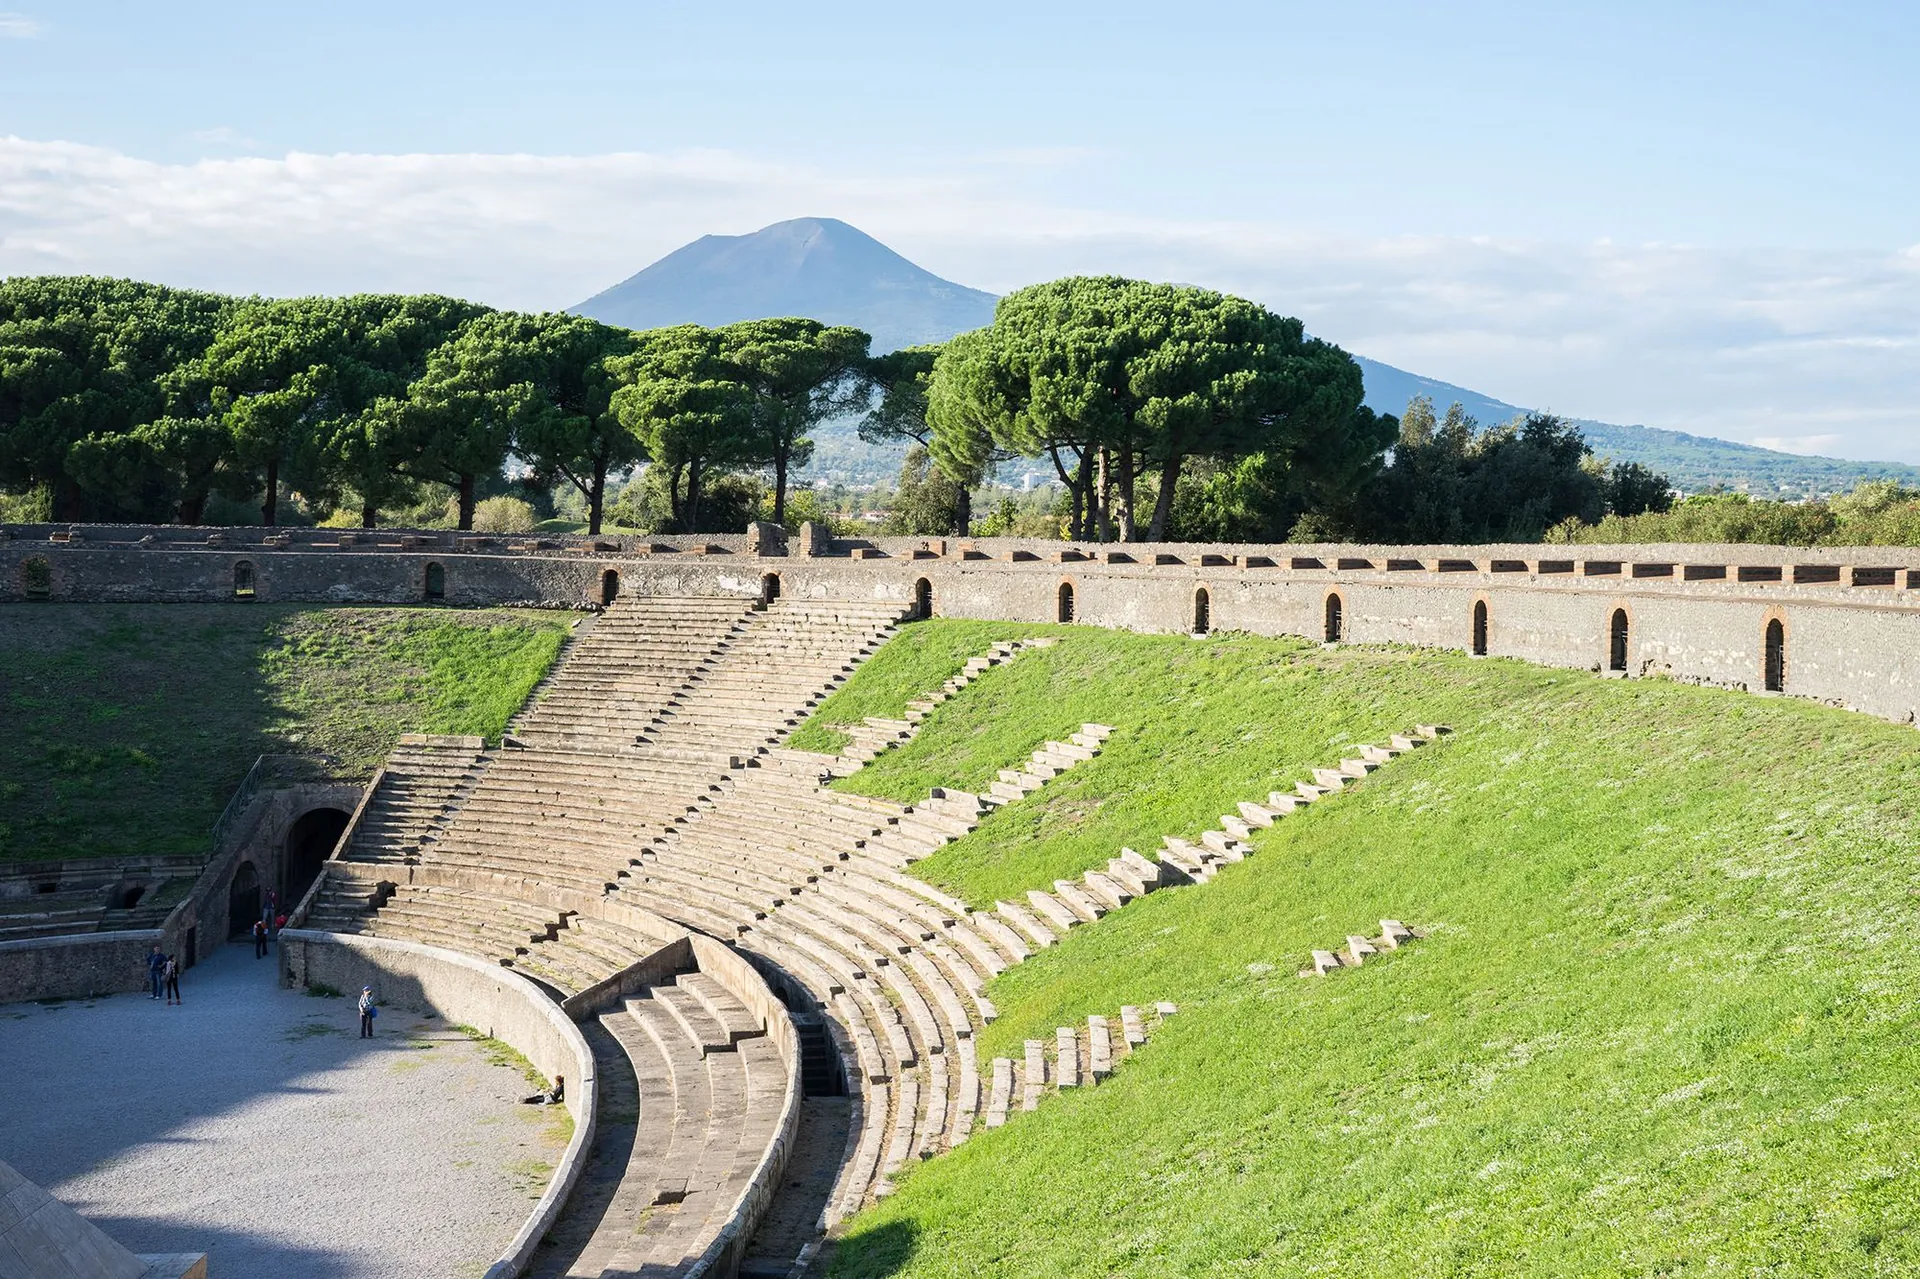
2, 135, 1917, 463
0, 12, 41, 38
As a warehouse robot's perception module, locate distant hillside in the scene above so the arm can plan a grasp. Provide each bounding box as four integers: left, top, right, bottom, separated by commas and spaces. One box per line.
1353, 356, 1920, 496
576, 219, 1916, 495
571, 217, 996, 354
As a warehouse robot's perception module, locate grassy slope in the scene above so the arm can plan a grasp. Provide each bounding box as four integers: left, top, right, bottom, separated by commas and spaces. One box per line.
0, 604, 568, 862
788, 619, 1061, 756
807, 622, 1920, 1276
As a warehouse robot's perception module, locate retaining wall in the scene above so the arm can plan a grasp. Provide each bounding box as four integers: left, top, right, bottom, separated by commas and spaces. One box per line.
0, 929, 163, 1002
6, 526, 1920, 726
276, 931, 597, 1279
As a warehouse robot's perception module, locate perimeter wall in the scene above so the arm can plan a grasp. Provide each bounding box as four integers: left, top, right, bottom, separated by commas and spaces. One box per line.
5, 522, 1918, 726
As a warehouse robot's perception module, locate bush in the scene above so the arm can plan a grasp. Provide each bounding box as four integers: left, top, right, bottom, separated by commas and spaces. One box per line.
0, 486, 52, 523
469, 496, 538, 533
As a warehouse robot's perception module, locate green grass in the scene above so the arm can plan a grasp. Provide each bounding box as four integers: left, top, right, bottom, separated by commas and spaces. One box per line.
824, 628, 1473, 909
0, 603, 568, 863
822, 623, 1920, 1276
787, 619, 1060, 755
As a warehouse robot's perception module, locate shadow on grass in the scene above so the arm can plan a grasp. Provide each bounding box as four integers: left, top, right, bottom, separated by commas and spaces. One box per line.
828, 1218, 921, 1278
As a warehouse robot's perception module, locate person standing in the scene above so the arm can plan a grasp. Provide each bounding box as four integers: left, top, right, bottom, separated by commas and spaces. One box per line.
252, 918, 269, 959
357, 986, 377, 1038
163, 954, 182, 1005
145, 945, 166, 1000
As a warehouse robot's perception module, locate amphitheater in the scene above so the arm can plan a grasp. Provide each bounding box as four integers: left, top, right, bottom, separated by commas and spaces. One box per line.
4, 518, 1919, 1278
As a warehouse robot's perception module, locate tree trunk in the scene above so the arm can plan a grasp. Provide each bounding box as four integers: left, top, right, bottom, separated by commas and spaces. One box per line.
52, 473, 82, 523
954, 487, 972, 537
1146, 452, 1183, 542
772, 445, 789, 526
1047, 446, 1078, 539
1115, 439, 1137, 542
360, 498, 378, 529
178, 490, 207, 525
261, 457, 279, 526
587, 455, 608, 535
457, 473, 476, 531
686, 460, 705, 534
665, 462, 687, 530
1094, 447, 1114, 542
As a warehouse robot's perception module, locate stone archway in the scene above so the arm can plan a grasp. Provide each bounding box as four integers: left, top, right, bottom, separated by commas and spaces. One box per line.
1057, 580, 1076, 624
761, 572, 782, 605
1472, 598, 1489, 656
600, 569, 620, 607
1193, 586, 1211, 635
913, 577, 933, 620
227, 860, 261, 938
1764, 617, 1787, 692
283, 807, 350, 909
1609, 607, 1630, 672
1324, 591, 1344, 643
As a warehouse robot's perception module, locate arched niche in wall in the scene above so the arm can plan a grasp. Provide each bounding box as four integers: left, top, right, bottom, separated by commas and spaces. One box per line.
1471, 597, 1489, 656
1608, 606, 1632, 672
1763, 613, 1787, 693
232, 560, 256, 599
760, 572, 782, 605
599, 568, 620, 607
424, 561, 447, 601
1323, 590, 1345, 643
1057, 580, 1076, 624
913, 576, 934, 620
1193, 586, 1212, 635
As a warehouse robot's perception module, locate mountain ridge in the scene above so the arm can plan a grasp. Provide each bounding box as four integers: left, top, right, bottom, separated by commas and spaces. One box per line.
572, 218, 1920, 493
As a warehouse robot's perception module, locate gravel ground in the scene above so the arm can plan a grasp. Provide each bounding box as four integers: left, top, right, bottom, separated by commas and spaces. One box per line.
0, 941, 569, 1278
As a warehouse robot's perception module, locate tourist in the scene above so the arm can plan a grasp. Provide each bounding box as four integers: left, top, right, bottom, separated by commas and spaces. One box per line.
145, 944, 166, 1000
357, 986, 377, 1038
520, 1074, 565, 1106
251, 918, 270, 959
163, 954, 181, 1005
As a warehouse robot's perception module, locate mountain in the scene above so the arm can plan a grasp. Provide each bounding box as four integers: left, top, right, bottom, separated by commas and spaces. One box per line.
571, 217, 996, 353
574, 219, 1920, 494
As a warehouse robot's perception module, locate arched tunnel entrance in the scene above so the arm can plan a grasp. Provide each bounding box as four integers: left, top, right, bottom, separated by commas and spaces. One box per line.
227, 861, 261, 939
284, 807, 351, 911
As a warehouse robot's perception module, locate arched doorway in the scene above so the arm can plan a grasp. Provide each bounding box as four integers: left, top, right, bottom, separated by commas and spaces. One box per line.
1324, 592, 1344, 643
284, 807, 350, 908
1472, 599, 1489, 656
227, 861, 261, 938
913, 577, 933, 620
424, 561, 446, 601
600, 569, 620, 607
1193, 587, 1211, 635
1057, 581, 1076, 623
761, 572, 782, 605
1764, 618, 1786, 692
1609, 608, 1630, 672
233, 561, 256, 599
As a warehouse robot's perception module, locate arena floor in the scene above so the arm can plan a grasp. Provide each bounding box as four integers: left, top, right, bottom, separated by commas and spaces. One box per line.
0, 940, 568, 1278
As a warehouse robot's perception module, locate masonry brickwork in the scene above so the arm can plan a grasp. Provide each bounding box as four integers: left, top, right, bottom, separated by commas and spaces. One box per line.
7, 521, 1918, 726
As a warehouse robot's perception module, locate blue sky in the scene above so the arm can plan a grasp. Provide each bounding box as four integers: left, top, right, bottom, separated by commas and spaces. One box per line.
3, 1, 1919, 461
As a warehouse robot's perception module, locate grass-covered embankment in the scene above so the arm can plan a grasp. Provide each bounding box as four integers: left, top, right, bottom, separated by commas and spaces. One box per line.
811, 622, 1920, 1275
0, 604, 568, 862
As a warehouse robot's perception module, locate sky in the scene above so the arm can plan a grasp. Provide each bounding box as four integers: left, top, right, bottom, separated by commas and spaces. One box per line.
2, 0, 1918, 460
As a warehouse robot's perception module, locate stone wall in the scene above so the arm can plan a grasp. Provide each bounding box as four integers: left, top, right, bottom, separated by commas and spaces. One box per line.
6, 524, 1919, 726
0, 929, 164, 1003
276, 931, 597, 1279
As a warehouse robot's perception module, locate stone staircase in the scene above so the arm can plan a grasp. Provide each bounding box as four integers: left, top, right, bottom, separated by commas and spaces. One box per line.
304, 610, 1444, 1276
531, 970, 789, 1279
339, 735, 489, 865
